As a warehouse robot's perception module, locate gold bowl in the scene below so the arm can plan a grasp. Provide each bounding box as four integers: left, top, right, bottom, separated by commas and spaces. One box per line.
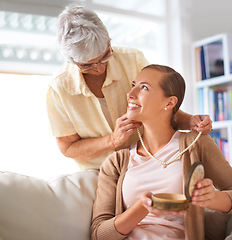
151, 162, 204, 211
152, 193, 189, 211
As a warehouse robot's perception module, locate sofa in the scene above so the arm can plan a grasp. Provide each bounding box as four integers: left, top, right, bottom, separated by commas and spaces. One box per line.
0, 170, 231, 240
0, 170, 98, 240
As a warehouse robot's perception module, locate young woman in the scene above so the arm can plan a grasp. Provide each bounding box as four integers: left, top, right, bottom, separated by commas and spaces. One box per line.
91, 64, 232, 240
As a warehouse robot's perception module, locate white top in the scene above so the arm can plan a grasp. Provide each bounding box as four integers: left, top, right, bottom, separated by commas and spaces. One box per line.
122, 131, 185, 240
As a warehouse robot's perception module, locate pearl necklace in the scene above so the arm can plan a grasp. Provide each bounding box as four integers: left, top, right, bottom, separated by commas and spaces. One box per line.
137, 128, 202, 168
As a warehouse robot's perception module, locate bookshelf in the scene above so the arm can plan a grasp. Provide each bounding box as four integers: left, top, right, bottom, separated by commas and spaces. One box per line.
192, 33, 232, 165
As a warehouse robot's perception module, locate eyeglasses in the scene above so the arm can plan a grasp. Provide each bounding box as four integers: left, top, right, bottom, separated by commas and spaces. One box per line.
76, 47, 113, 72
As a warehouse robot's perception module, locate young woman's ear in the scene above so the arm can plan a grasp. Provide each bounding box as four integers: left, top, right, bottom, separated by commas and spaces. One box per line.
166, 96, 178, 110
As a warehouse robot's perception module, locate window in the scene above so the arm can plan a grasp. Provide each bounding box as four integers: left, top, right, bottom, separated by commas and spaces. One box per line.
91, 0, 168, 64
0, 73, 78, 180
97, 11, 167, 64
93, 0, 166, 17
0, 11, 63, 74
0, 11, 77, 180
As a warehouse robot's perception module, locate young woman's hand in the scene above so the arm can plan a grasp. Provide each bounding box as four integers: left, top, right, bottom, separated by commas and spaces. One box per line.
191, 178, 215, 208
141, 191, 186, 217
190, 114, 212, 134
191, 178, 232, 212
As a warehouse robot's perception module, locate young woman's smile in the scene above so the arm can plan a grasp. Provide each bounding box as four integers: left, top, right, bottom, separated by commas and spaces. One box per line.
127, 102, 141, 110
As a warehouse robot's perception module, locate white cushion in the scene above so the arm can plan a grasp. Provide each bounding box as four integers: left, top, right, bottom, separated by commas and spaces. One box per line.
0, 170, 99, 240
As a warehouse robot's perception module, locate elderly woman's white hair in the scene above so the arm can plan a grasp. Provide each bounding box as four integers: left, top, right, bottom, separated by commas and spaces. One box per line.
57, 4, 111, 63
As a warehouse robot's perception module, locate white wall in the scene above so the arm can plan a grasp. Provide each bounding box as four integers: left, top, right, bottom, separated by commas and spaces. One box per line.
189, 0, 232, 42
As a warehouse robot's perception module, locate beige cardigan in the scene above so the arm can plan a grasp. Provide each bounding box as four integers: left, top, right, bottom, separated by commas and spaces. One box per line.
91, 131, 232, 240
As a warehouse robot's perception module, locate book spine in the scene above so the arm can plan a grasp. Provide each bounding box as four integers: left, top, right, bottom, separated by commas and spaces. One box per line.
217, 91, 224, 121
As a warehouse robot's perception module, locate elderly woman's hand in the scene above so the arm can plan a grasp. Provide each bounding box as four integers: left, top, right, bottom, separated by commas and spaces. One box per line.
190, 114, 212, 134
140, 191, 186, 217
110, 114, 141, 149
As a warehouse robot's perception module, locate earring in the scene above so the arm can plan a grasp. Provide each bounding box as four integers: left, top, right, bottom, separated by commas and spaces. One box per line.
164, 107, 167, 110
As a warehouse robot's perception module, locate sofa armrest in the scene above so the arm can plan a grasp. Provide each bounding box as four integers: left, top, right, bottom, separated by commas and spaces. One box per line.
226, 215, 232, 239
204, 208, 232, 240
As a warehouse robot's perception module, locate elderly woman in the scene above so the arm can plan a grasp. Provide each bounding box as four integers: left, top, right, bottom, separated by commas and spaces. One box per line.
91, 64, 232, 240
46, 5, 212, 170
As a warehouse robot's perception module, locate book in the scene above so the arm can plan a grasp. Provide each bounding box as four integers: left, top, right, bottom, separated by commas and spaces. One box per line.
197, 88, 204, 114
230, 90, 232, 119
216, 91, 224, 121
208, 88, 215, 121
195, 47, 202, 82
211, 89, 232, 121
203, 40, 224, 79
200, 46, 206, 80
209, 130, 221, 146
198, 40, 224, 81
209, 130, 229, 162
